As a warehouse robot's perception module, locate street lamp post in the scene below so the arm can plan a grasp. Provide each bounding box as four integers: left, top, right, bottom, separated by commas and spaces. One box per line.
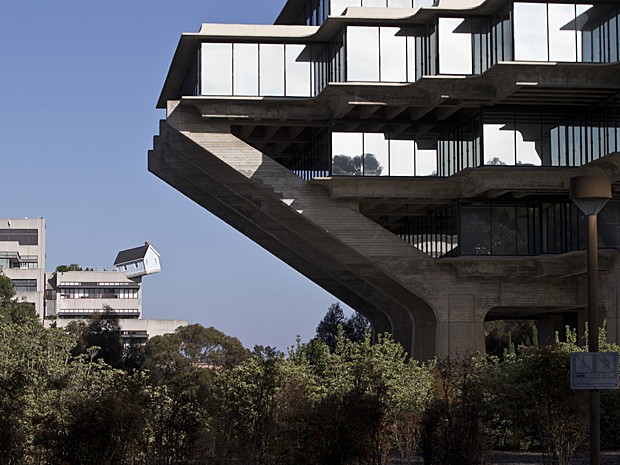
570, 175, 612, 465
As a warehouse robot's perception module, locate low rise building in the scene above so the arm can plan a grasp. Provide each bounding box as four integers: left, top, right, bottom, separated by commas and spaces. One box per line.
0, 218, 46, 318
0, 218, 186, 344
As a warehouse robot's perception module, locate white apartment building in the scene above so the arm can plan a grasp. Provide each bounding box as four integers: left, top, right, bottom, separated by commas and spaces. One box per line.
0, 218, 46, 318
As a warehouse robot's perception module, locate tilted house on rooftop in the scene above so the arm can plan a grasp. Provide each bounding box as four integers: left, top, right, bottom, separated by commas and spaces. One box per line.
114, 241, 162, 280
150, 0, 620, 359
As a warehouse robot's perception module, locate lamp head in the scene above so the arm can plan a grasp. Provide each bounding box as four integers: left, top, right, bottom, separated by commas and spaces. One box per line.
570, 176, 612, 216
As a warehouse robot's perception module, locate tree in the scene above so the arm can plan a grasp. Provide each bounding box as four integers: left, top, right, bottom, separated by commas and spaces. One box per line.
315, 303, 371, 351
332, 153, 383, 176
67, 306, 124, 368
55, 263, 83, 272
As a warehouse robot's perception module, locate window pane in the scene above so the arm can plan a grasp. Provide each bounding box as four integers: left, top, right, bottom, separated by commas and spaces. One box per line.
515, 123, 542, 166
260, 44, 285, 96
461, 206, 491, 255
548, 4, 577, 61
332, 132, 363, 175
406, 33, 416, 82
388, 0, 412, 7
233, 43, 258, 96
415, 142, 437, 176
363, 133, 389, 176
347, 26, 380, 81
201, 43, 232, 95
380, 27, 407, 81
484, 124, 515, 165
390, 139, 415, 176
285, 44, 311, 96
438, 18, 472, 74
364, 0, 386, 6
492, 206, 517, 255
513, 3, 548, 61
330, 0, 360, 15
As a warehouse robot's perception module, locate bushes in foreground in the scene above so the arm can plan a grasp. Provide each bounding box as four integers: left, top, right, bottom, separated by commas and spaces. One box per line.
1, 279, 618, 465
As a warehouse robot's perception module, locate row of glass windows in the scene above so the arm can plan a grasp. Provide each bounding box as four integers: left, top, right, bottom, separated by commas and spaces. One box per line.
398, 200, 620, 258
295, 0, 435, 26
201, 43, 312, 97
332, 131, 437, 176
437, 109, 620, 176
56, 288, 138, 299
285, 104, 620, 179
0, 259, 37, 269
0, 229, 38, 246
11, 279, 37, 293
196, 3, 620, 98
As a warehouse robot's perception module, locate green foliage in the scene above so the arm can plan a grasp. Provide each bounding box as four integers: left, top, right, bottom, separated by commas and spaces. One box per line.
67, 306, 124, 368
421, 356, 490, 465
485, 319, 536, 358
55, 263, 83, 272
314, 302, 371, 351
0, 274, 617, 465
332, 153, 383, 176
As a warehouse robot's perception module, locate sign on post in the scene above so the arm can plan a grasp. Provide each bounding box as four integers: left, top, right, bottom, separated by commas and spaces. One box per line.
570, 352, 619, 390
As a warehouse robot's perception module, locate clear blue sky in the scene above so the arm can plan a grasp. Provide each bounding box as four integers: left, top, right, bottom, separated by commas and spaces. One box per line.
0, 0, 352, 350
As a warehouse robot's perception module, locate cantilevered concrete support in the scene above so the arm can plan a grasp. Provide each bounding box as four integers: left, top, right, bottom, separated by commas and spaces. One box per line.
149, 103, 620, 359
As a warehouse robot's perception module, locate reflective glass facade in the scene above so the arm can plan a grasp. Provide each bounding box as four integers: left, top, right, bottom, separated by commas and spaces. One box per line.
201, 43, 312, 97
195, 3, 620, 99
398, 200, 620, 258
331, 130, 437, 176
295, 0, 435, 26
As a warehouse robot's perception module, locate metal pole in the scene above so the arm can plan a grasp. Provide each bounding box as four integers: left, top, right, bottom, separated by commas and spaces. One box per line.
587, 213, 600, 465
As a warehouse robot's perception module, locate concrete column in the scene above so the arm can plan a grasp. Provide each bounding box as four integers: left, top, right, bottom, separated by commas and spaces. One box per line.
432, 294, 486, 358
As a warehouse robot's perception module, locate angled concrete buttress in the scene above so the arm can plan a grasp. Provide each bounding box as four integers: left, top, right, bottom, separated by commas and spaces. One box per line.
150, 0, 620, 359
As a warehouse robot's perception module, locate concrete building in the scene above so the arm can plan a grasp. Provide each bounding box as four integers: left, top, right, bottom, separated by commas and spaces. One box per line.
150, 0, 620, 359
46, 269, 143, 321
45, 242, 187, 344
0, 218, 46, 317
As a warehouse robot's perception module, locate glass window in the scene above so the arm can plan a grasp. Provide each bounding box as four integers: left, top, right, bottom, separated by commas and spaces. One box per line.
201, 43, 233, 95
364, 133, 389, 176
332, 132, 363, 175
461, 206, 491, 255
364, 0, 386, 6
260, 44, 285, 96
406, 33, 416, 82
515, 123, 542, 166
484, 124, 515, 165
390, 139, 415, 176
513, 3, 548, 61
415, 143, 437, 176
380, 27, 407, 82
285, 44, 311, 97
492, 206, 517, 255
388, 0, 412, 7
330, 0, 360, 15
548, 4, 577, 62
438, 18, 472, 74
347, 26, 380, 81
233, 43, 259, 96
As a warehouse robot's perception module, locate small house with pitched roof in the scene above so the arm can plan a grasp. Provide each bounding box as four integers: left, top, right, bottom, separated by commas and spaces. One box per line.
114, 241, 161, 279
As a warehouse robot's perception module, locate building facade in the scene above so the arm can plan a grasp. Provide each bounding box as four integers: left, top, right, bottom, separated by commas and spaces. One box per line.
0, 218, 46, 318
0, 218, 186, 344
45, 242, 187, 344
150, 0, 620, 359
